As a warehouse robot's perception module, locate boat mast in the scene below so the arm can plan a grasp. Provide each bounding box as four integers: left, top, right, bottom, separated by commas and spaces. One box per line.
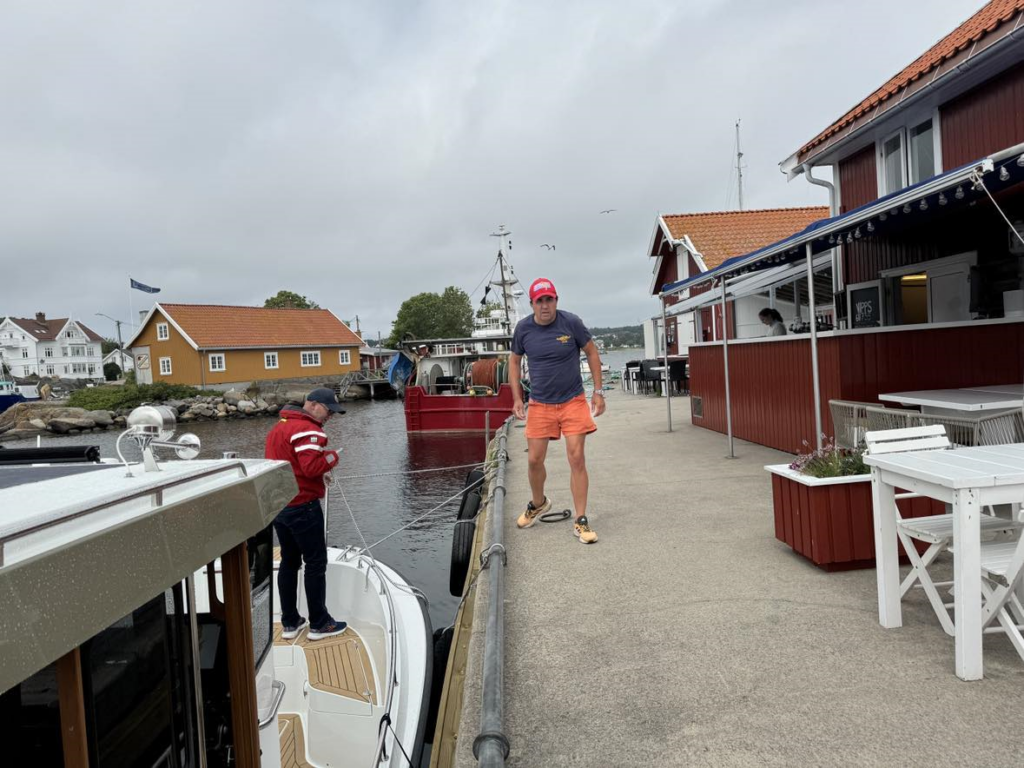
735, 119, 744, 211
488, 225, 519, 335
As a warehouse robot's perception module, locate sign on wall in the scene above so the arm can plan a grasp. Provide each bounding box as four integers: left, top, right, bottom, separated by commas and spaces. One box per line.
848, 281, 882, 328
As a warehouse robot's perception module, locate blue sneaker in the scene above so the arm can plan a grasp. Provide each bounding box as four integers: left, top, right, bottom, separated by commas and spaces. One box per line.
281, 617, 308, 640
308, 620, 347, 641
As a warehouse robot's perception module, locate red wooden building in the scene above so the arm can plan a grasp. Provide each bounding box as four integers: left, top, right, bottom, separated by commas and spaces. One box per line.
662, 0, 1024, 454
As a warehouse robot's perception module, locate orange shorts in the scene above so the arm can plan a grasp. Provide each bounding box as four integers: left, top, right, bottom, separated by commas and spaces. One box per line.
525, 394, 597, 440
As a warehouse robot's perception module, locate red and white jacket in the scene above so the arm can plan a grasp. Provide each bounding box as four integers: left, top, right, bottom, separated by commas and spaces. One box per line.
265, 405, 340, 506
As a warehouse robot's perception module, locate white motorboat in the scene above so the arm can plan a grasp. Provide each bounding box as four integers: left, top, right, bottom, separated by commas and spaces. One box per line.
0, 405, 432, 767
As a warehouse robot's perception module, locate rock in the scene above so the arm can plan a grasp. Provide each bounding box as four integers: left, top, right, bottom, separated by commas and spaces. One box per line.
180, 412, 195, 421
114, 415, 127, 425
223, 389, 243, 406
228, 405, 238, 413
49, 417, 97, 434
29, 418, 47, 430
255, 398, 269, 411
216, 410, 227, 418
214, 397, 224, 405
0, 427, 46, 441
266, 404, 281, 415
237, 399, 256, 414
87, 410, 114, 427
217, 403, 228, 415
0, 403, 90, 431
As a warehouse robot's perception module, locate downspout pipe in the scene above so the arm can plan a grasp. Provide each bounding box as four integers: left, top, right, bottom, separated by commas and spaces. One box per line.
803, 163, 841, 298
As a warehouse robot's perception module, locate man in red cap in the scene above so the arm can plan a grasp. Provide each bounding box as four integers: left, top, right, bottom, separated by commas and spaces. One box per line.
509, 278, 605, 543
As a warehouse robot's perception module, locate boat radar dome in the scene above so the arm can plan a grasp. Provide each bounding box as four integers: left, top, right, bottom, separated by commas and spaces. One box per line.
120, 405, 201, 473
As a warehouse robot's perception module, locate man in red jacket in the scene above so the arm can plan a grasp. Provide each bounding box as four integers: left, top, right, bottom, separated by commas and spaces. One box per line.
265, 387, 348, 641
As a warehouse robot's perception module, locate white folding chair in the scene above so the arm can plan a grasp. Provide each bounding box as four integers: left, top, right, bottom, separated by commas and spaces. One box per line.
980, 535, 1024, 662
865, 425, 1024, 636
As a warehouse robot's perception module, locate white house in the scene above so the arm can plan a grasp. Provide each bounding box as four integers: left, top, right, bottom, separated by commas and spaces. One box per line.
0, 313, 104, 379
102, 348, 135, 375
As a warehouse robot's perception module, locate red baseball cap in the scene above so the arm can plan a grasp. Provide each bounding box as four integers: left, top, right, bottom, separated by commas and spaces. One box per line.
529, 278, 558, 302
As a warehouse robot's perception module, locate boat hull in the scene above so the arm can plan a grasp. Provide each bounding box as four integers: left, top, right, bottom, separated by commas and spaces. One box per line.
404, 383, 514, 431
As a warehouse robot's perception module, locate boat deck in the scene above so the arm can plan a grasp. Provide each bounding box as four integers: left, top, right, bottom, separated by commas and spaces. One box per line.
273, 622, 377, 704
278, 713, 311, 768
452, 389, 1024, 767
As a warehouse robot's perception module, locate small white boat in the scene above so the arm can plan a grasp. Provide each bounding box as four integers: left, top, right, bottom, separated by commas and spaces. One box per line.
0, 405, 432, 767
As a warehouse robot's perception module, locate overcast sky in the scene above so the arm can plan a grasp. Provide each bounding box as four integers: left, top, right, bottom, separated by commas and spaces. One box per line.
0, 0, 987, 340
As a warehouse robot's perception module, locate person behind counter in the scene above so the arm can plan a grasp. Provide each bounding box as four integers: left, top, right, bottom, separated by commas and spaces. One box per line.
758, 308, 787, 337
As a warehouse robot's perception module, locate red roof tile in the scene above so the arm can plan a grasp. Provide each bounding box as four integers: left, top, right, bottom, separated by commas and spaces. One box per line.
157, 304, 362, 349
662, 206, 829, 270
7, 317, 103, 342
799, 0, 1024, 159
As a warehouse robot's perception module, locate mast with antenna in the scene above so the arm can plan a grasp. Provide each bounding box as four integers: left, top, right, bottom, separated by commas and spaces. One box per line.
488, 225, 520, 334
735, 119, 744, 211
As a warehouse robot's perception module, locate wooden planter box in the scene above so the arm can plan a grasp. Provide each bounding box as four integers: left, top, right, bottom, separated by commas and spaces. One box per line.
765, 464, 946, 572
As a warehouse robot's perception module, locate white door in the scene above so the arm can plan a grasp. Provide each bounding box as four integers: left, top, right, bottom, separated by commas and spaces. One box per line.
928, 264, 971, 323
134, 346, 153, 384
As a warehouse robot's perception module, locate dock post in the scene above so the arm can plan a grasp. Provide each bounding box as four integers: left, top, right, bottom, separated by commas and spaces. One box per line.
721, 279, 735, 459
661, 297, 672, 432
484, 411, 490, 449
806, 242, 823, 450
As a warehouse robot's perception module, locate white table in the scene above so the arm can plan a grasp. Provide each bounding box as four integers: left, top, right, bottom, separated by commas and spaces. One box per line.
961, 384, 1024, 396
878, 388, 1022, 413
864, 444, 1024, 680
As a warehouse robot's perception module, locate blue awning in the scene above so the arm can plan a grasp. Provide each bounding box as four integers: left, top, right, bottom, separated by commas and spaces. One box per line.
660, 142, 1024, 299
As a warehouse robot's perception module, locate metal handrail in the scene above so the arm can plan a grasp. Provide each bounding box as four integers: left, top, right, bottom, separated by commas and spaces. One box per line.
473, 417, 513, 765
0, 461, 250, 566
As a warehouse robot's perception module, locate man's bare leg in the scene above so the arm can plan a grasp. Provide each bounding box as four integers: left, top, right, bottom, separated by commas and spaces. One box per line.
527, 438, 550, 507
564, 433, 588, 519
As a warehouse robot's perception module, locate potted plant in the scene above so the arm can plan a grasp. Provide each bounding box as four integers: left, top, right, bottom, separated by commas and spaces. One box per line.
765, 439, 944, 571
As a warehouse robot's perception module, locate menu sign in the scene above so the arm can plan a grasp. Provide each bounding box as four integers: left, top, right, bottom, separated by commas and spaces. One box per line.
850, 283, 881, 328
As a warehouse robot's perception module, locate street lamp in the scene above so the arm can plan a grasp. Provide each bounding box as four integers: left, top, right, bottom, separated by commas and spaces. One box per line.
95, 313, 127, 366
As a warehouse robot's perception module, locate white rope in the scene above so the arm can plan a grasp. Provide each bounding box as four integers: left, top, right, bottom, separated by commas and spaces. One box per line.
332, 460, 493, 481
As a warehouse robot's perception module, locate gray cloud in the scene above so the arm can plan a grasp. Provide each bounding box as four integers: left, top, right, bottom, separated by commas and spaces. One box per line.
0, 0, 984, 338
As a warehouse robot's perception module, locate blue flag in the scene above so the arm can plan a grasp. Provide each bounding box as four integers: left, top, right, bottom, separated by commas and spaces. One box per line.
130, 278, 161, 294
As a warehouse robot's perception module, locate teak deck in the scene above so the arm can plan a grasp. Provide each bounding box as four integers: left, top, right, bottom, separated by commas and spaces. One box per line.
278, 713, 312, 768
273, 622, 377, 704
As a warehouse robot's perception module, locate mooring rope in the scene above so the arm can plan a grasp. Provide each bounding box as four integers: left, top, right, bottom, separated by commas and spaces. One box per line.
332, 460, 494, 481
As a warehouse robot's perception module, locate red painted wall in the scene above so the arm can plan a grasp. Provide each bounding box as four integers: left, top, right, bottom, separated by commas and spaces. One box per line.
941, 60, 1024, 169
690, 321, 1024, 454
838, 144, 878, 213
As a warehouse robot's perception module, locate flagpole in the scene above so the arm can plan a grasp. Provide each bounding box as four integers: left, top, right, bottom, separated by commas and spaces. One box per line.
129, 274, 134, 332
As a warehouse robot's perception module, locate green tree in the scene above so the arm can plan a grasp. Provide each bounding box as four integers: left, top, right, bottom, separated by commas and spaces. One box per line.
264, 290, 320, 309
387, 286, 473, 346
476, 301, 503, 319
101, 337, 121, 355
103, 362, 122, 381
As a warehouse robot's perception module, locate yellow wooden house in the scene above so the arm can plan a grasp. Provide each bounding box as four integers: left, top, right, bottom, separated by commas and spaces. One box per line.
126, 303, 362, 388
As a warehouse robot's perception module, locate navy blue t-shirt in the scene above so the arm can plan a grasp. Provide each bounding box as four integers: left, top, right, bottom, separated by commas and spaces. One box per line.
512, 310, 592, 404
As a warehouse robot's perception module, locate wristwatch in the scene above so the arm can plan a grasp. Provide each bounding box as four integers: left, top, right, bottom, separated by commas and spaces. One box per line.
592, 392, 604, 398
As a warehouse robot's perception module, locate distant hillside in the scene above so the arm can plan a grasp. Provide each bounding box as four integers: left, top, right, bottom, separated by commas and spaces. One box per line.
590, 324, 643, 349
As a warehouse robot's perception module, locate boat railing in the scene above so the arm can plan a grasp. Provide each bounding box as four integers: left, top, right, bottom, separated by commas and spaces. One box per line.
473, 417, 512, 766
0, 461, 249, 567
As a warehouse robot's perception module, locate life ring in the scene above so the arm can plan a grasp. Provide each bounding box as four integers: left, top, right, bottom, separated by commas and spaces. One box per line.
449, 513, 476, 596
426, 626, 454, 737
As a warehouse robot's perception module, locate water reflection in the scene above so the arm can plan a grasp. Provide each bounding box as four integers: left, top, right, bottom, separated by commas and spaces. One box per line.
34, 398, 483, 629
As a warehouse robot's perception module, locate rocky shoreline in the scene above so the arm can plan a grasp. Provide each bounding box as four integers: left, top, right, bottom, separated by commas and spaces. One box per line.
0, 389, 292, 442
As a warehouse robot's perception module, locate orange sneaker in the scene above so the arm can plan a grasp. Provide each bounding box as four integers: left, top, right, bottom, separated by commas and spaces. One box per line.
517, 497, 551, 528
573, 516, 598, 544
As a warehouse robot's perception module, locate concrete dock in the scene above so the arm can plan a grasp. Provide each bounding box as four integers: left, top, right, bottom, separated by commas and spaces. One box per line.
454, 389, 1024, 767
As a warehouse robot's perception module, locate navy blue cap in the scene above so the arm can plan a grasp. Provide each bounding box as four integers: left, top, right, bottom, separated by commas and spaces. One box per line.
306, 387, 346, 413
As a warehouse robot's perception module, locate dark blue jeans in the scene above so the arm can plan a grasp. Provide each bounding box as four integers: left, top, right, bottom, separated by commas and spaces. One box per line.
274, 499, 332, 629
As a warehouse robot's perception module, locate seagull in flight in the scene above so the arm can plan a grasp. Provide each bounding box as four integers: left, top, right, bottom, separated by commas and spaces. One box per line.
600, 209, 617, 214
540, 244, 556, 250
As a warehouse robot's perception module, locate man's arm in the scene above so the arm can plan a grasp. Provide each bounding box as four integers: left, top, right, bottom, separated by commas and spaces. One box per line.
581, 340, 606, 416
509, 352, 526, 420
291, 430, 340, 478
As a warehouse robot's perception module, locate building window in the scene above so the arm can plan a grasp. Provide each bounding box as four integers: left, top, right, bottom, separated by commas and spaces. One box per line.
159, 357, 172, 375
71, 363, 87, 374
209, 353, 226, 372
156, 323, 169, 341
61, 346, 68, 357
301, 350, 321, 367
880, 130, 905, 194
21, 349, 28, 358
339, 349, 351, 365
908, 119, 936, 185
88, 364, 95, 375
44, 347, 53, 358
264, 352, 279, 369
46, 365, 55, 375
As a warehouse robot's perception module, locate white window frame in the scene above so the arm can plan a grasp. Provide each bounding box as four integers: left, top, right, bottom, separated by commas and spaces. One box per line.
45, 364, 55, 376
880, 252, 978, 324
44, 347, 54, 358
877, 128, 907, 195
264, 351, 279, 370
209, 353, 226, 372
156, 323, 170, 341
159, 357, 173, 375
300, 350, 321, 367
339, 349, 351, 365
